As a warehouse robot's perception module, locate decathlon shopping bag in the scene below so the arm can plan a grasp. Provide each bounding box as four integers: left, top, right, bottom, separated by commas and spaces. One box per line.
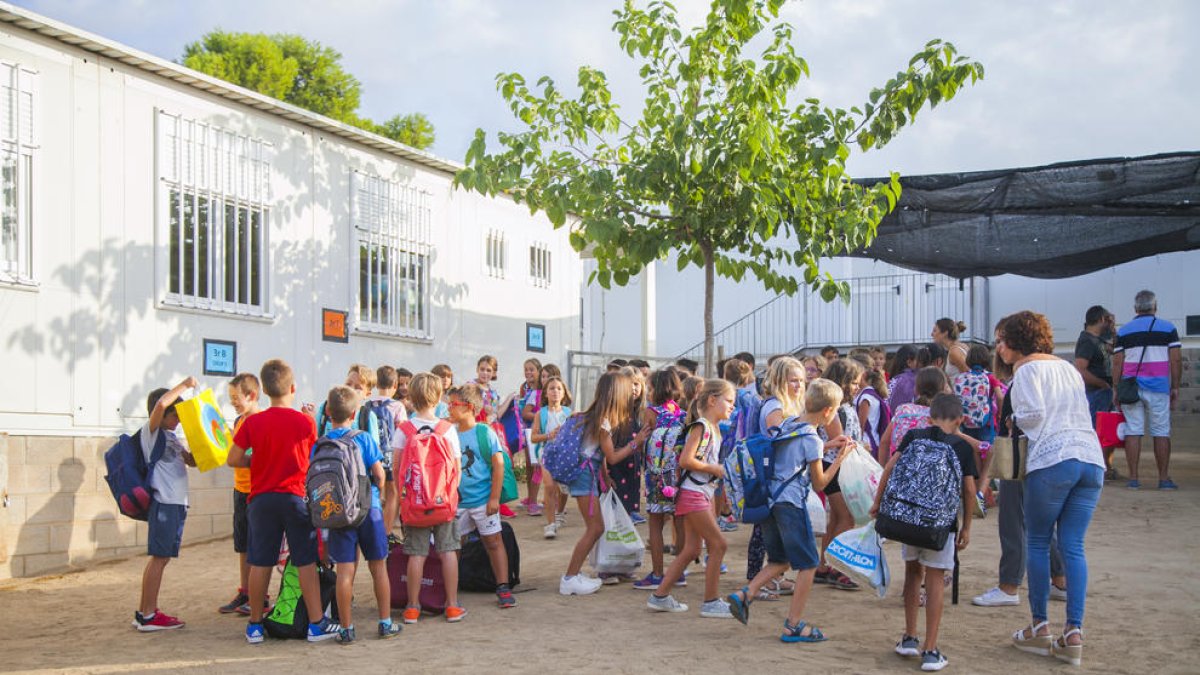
176, 388, 233, 472
838, 443, 884, 526
589, 490, 644, 575
827, 522, 889, 598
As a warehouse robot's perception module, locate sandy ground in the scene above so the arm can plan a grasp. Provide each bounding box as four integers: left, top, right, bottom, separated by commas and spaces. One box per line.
2, 423, 1199, 674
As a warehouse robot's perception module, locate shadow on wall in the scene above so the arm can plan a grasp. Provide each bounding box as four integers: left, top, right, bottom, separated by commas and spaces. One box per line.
13, 460, 85, 568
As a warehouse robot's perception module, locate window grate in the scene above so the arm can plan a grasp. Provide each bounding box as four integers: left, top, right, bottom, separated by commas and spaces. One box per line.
0, 62, 37, 284
529, 241, 551, 288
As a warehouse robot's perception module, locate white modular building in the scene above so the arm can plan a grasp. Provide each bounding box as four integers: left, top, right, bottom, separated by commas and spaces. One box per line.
0, 3, 581, 578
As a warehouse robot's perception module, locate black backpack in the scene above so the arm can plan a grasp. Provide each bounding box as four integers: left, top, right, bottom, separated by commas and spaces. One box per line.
458, 521, 520, 592
263, 560, 339, 639
874, 431, 962, 550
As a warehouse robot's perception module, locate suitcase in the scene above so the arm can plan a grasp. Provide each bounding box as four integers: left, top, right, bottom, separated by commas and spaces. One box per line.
387, 539, 447, 613
458, 521, 521, 592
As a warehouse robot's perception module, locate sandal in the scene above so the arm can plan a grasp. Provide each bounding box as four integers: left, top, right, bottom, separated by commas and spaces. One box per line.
812, 567, 831, 585
766, 577, 795, 596
1012, 620, 1053, 656
828, 569, 860, 591
755, 587, 781, 602
727, 587, 751, 625
1052, 627, 1083, 666
781, 619, 827, 643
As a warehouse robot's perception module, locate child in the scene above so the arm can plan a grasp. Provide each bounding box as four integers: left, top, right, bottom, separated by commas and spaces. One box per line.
952, 344, 1004, 513
559, 371, 649, 596
318, 386, 401, 643
719, 359, 760, 533
471, 356, 501, 422
609, 366, 647, 526
726, 378, 850, 642
813, 358, 866, 591
448, 384, 517, 609
219, 373, 265, 616
871, 393, 977, 671
887, 345, 921, 410
517, 358, 543, 514
801, 355, 827, 383
634, 368, 686, 589
680, 375, 704, 410
393, 367, 413, 410
531, 375, 572, 539
878, 367, 950, 461
133, 377, 199, 631
229, 359, 338, 643
368, 366, 408, 545
313, 364, 382, 439
647, 379, 734, 618
393, 372, 466, 623
430, 364, 453, 419
855, 365, 891, 457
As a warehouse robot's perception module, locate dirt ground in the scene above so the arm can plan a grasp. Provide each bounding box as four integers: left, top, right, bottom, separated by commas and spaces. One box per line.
2, 423, 1199, 674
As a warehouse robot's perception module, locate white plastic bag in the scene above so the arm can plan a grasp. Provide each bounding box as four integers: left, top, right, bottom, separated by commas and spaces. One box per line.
806, 488, 827, 536
826, 522, 889, 598
589, 490, 645, 574
838, 443, 884, 526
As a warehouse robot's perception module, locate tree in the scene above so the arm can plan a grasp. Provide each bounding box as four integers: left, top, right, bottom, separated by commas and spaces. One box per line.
455, 0, 984, 374
182, 31, 436, 150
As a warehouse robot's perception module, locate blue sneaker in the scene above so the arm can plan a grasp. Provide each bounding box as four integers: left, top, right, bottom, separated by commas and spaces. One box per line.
633, 573, 663, 590
718, 518, 739, 532
1126, 479, 1141, 490
1159, 479, 1179, 491
307, 617, 340, 642
630, 512, 647, 525
246, 621, 264, 644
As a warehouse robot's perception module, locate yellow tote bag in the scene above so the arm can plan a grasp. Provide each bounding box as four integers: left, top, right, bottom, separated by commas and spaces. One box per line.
176, 388, 233, 472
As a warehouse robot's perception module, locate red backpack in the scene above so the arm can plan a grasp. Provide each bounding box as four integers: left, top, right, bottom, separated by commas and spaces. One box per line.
398, 420, 460, 528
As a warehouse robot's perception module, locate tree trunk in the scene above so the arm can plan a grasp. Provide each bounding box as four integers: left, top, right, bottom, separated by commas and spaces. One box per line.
702, 243, 715, 377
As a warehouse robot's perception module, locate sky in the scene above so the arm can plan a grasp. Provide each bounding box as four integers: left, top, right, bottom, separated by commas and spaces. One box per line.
12, 0, 1199, 178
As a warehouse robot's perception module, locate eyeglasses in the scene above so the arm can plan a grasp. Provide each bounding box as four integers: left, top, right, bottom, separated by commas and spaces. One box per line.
448, 401, 472, 408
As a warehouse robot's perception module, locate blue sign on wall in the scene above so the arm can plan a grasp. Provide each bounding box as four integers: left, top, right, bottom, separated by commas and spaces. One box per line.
203, 339, 237, 377
526, 323, 546, 353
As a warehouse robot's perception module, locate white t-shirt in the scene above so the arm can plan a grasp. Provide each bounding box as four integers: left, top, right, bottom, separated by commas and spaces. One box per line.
680, 419, 721, 499
367, 395, 407, 432
854, 388, 883, 450
139, 422, 190, 506
1011, 359, 1104, 474
392, 414, 462, 462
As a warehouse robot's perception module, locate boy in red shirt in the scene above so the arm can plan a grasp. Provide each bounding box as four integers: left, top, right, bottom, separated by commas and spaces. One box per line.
228, 359, 338, 644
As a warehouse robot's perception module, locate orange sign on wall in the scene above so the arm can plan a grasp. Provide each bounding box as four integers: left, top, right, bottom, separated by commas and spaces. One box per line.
322, 308, 348, 343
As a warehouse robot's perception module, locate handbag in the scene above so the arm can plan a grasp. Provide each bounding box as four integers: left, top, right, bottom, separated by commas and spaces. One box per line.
1117, 317, 1155, 405
988, 435, 1027, 481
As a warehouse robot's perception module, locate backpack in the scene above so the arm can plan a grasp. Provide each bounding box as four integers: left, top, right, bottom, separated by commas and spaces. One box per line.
458, 521, 521, 592
541, 414, 591, 484
720, 388, 764, 461
474, 424, 519, 504
398, 420, 460, 528
723, 418, 814, 524
103, 429, 166, 521
264, 559, 339, 639
306, 430, 371, 529
498, 400, 525, 454
953, 367, 994, 430
644, 403, 687, 508
364, 399, 396, 466
874, 431, 963, 550
318, 405, 373, 440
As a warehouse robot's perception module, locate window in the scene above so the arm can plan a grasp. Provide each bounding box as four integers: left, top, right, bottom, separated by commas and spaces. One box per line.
351, 170, 432, 339
485, 229, 506, 278
529, 242, 551, 288
157, 111, 271, 316
0, 62, 36, 284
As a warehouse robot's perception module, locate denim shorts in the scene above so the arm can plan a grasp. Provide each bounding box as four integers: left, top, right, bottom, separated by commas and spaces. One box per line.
327, 507, 388, 563
246, 492, 319, 567
761, 502, 819, 571
232, 489, 249, 553
147, 502, 187, 558
566, 467, 599, 497
1122, 389, 1171, 437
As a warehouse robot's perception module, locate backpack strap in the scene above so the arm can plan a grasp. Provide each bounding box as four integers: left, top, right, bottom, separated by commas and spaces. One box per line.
317, 407, 328, 436
539, 407, 549, 437
433, 419, 453, 437
139, 428, 168, 469
474, 424, 493, 474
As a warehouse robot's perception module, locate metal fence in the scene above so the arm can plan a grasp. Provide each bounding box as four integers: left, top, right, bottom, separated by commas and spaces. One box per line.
565, 350, 678, 411
677, 272, 985, 360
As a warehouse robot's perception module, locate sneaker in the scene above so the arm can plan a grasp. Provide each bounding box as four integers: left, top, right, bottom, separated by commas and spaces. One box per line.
445, 605, 468, 622
718, 518, 740, 532
1159, 479, 1179, 491
555, 511, 567, 527
1126, 479, 1141, 490
235, 594, 270, 616
1050, 584, 1068, 602
646, 594, 688, 613
700, 598, 733, 618
559, 574, 602, 596
599, 573, 621, 585
133, 610, 185, 632
630, 512, 647, 525
972, 587, 1020, 607
921, 649, 948, 672
387, 532, 403, 548
1104, 467, 1120, 482
336, 626, 356, 644
307, 617, 340, 642
219, 590, 249, 614
402, 607, 421, 624
676, 570, 688, 587
974, 491, 987, 518
543, 522, 559, 539
633, 573, 663, 590
895, 634, 921, 657
246, 621, 265, 644
499, 504, 517, 518
497, 584, 517, 609
528, 503, 544, 516
377, 619, 402, 638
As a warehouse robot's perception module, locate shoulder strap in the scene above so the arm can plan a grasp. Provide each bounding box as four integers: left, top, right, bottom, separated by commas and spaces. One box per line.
399, 419, 418, 439
539, 407, 549, 433
356, 406, 371, 431
433, 419, 453, 437
317, 408, 327, 435
144, 429, 168, 468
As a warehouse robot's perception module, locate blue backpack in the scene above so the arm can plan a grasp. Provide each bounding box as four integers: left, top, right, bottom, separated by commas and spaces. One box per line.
103, 430, 166, 521
723, 418, 813, 524
720, 388, 764, 461
541, 414, 590, 484
364, 399, 396, 466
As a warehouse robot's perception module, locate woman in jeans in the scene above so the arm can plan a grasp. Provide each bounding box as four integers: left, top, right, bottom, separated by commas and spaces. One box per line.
998, 311, 1105, 666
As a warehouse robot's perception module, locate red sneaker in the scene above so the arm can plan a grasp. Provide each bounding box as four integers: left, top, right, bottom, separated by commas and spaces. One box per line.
498, 504, 517, 518
134, 610, 185, 632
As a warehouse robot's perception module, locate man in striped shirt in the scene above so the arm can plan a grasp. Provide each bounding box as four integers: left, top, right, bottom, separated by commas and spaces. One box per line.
1112, 290, 1182, 490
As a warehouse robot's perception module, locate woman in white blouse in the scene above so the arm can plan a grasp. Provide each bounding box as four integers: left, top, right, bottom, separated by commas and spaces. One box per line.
998, 311, 1105, 667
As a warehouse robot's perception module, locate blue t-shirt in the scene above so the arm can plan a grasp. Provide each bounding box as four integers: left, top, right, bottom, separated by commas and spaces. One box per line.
457, 424, 504, 509
312, 428, 383, 510
769, 423, 822, 509
1114, 314, 1181, 394
316, 401, 381, 440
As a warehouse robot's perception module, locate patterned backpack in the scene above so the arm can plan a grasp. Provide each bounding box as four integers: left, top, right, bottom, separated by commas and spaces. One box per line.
723, 418, 814, 524
953, 366, 993, 429
874, 430, 962, 550
643, 402, 687, 511
541, 414, 590, 484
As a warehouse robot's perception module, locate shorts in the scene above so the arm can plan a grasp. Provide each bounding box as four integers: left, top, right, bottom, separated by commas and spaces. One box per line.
383, 467, 394, 483
246, 492, 319, 567
821, 460, 842, 496
761, 502, 819, 571
147, 501, 187, 558
675, 488, 712, 516
456, 504, 502, 537
1121, 389, 1171, 437
566, 468, 599, 498
402, 519, 461, 556
901, 536, 955, 571
232, 489, 249, 553
327, 507, 388, 563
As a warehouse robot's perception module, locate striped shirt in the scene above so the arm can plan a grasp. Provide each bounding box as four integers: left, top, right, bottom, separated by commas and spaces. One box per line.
1113, 314, 1181, 393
